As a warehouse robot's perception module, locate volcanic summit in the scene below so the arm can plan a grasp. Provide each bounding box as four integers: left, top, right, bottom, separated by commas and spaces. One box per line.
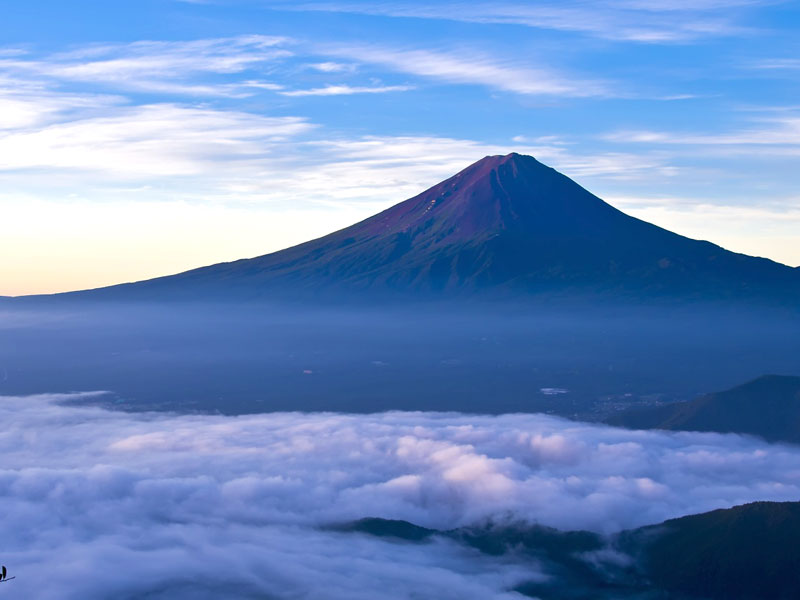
56, 153, 800, 303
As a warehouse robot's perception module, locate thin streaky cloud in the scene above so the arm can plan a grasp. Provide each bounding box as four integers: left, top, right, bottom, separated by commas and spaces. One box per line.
307, 61, 357, 72
0, 89, 123, 130
277, 1, 762, 42
613, 0, 769, 10
605, 115, 800, 146
2, 36, 294, 97
280, 84, 414, 96
0, 108, 672, 197
0, 104, 314, 176
51, 34, 288, 62
241, 79, 285, 90
0, 71, 126, 130
750, 58, 800, 70
735, 104, 800, 113
322, 45, 612, 97
0, 48, 28, 57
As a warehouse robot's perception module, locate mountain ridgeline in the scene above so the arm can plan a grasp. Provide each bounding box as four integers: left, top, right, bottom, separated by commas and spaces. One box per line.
54, 152, 799, 305
341, 501, 800, 600
609, 375, 800, 443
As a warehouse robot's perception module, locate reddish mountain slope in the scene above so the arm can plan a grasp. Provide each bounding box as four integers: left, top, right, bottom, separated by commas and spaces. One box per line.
53, 153, 800, 302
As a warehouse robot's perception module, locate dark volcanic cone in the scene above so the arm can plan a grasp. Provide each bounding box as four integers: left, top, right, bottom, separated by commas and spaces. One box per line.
40, 153, 800, 303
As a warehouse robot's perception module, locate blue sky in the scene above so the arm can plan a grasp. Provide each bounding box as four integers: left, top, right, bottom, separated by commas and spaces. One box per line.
2, 0, 799, 294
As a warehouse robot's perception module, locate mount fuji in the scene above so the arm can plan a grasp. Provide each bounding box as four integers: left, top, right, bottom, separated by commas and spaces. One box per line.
44, 152, 799, 305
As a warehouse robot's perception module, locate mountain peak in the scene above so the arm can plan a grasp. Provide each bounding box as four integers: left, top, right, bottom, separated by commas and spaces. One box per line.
466, 151, 543, 170
57, 152, 800, 302
450, 152, 548, 185
364, 151, 621, 242
444, 153, 555, 197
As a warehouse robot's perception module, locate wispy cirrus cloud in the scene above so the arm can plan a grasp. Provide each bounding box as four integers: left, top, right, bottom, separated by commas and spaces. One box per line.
277, 0, 765, 42
749, 58, 800, 70
605, 115, 800, 148
1, 34, 611, 104
307, 61, 357, 72
321, 45, 611, 97
279, 83, 414, 96
0, 70, 126, 130
0, 87, 122, 130
0, 35, 292, 97
0, 103, 314, 176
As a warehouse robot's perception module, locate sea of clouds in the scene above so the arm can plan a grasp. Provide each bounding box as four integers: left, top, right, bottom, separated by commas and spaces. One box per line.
3, 392, 800, 599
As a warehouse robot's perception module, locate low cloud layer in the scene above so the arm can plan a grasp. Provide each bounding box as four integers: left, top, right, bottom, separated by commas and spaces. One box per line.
3, 393, 800, 598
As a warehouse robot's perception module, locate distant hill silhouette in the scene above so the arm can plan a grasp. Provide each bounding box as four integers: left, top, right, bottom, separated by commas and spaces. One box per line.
341, 501, 800, 599
622, 501, 800, 600
339, 517, 637, 599
39, 152, 799, 304
608, 375, 800, 443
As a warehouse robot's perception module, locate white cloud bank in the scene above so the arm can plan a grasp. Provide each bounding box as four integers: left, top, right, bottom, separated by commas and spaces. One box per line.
2, 392, 800, 598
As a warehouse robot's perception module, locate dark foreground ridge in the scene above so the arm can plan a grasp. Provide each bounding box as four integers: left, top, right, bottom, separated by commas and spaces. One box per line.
620, 501, 800, 600
608, 375, 800, 443
22, 152, 800, 305
338, 501, 800, 600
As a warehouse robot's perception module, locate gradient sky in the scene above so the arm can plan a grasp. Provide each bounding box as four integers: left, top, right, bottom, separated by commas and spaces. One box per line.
2, 0, 799, 295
